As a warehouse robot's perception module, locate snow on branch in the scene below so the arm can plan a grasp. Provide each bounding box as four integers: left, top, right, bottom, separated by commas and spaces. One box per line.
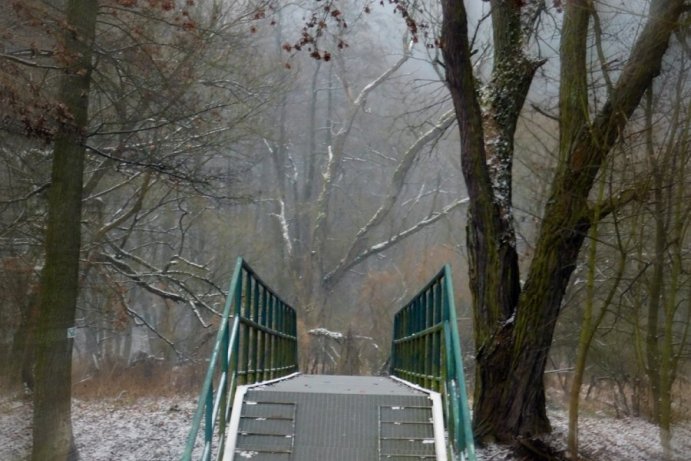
270, 198, 293, 257
590, 186, 646, 222
102, 252, 188, 303
312, 40, 416, 253
309, 327, 344, 341
100, 250, 223, 320
357, 111, 454, 238
92, 172, 152, 243
352, 39, 414, 108
312, 145, 335, 249
86, 145, 199, 183
110, 283, 186, 359
126, 305, 185, 358
334, 38, 414, 145
323, 197, 469, 283
327, 109, 456, 284
0, 52, 62, 70
309, 328, 375, 342
187, 299, 211, 329
169, 255, 207, 271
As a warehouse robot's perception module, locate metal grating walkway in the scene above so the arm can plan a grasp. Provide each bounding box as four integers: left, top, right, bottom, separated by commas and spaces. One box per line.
230, 375, 440, 461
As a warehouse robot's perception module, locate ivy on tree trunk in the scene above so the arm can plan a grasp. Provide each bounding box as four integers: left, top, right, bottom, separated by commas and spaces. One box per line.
440, 0, 685, 443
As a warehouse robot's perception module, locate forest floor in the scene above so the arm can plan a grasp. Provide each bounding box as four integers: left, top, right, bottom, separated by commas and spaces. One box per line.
1, 393, 690, 460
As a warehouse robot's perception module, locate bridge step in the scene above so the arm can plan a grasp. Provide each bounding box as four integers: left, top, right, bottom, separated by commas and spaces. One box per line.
229, 375, 442, 460
379, 405, 436, 460
235, 400, 296, 459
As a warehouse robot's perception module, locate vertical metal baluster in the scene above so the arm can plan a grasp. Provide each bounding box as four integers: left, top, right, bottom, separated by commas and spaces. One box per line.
241, 269, 252, 384
291, 308, 298, 371
257, 286, 266, 382
251, 277, 259, 383
267, 294, 275, 379
204, 382, 213, 461
277, 302, 285, 375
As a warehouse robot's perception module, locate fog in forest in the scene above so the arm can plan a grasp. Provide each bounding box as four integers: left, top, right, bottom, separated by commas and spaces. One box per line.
1, 1, 690, 460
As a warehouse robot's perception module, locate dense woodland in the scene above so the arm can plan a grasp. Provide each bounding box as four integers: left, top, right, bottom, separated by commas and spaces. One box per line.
0, 1, 689, 460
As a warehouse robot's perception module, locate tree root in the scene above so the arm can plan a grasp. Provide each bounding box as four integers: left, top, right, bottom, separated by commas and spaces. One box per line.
511, 437, 571, 461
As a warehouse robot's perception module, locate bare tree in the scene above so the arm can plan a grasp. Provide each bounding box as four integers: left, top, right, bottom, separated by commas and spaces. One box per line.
29, 2, 98, 459
439, 0, 685, 442
1, 1, 283, 458
637, 54, 690, 458
258, 5, 467, 370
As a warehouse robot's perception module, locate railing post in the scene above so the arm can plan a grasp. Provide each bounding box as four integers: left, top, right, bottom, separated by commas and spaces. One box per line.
182, 258, 299, 461
291, 308, 298, 371
390, 266, 476, 461
267, 294, 275, 380
251, 278, 260, 383
257, 286, 267, 381
443, 265, 475, 461
218, 322, 230, 444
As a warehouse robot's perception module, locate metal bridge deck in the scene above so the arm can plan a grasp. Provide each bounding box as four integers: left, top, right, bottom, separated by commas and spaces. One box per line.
254, 374, 426, 395
232, 374, 439, 460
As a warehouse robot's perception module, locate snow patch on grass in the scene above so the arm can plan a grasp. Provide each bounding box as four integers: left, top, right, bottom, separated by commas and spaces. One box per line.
2, 396, 690, 460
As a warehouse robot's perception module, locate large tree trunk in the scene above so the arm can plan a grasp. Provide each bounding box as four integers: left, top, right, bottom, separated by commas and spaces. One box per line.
440, 0, 540, 441
31, 1, 97, 460
440, 0, 684, 443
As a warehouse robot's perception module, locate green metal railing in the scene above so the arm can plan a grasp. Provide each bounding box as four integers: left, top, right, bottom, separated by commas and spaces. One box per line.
182, 258, 298, 461
391, 265, 475, 461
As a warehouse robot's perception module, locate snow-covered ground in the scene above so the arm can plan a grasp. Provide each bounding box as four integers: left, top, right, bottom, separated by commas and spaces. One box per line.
1, 396, 197, 461
1, 395, 690, 460
476, 409, 691, 461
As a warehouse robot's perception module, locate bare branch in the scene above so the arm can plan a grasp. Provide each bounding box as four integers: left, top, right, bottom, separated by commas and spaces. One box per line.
91, 172, 152, 243
327, 109, 456, 283
271, 198, 293, 257
99, 249, 223, 318
312, 145, 335, 253
0, 53, 62, 70
85, 144, 205, 183
109, 281, 186, 359
530, 103, 559, 122
312, 39, 416, 256
125, 306, 186, 359
590, 2, 614, 96
591, 185, 649, 222
337, 39, 414, 140
323, 197, 469, 283
0, 183, 50, 205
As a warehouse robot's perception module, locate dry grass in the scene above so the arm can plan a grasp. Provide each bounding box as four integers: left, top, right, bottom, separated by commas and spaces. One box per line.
72, 360, 207, 399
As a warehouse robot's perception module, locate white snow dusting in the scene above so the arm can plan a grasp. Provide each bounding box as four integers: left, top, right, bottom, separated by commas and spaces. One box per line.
1, 396, 197, 461
1, 396, 689, 460
307, 327, 344, 340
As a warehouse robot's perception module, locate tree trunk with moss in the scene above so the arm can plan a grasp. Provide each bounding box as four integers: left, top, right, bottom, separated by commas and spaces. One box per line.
440, 0, 684, 443
31, 1, 97, 460
642, 70, 690, 459
567, 168, 628, 459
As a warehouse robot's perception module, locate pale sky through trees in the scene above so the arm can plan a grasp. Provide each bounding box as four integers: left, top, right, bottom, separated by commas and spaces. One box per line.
0, 1, 689, 460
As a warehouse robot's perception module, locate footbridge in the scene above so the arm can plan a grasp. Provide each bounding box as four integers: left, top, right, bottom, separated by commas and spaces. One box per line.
182, 258, 475, 461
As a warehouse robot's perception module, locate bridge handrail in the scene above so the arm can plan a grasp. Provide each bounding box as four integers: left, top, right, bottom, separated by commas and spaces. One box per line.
182, 257, 298, 461
391, 265, 475, 461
